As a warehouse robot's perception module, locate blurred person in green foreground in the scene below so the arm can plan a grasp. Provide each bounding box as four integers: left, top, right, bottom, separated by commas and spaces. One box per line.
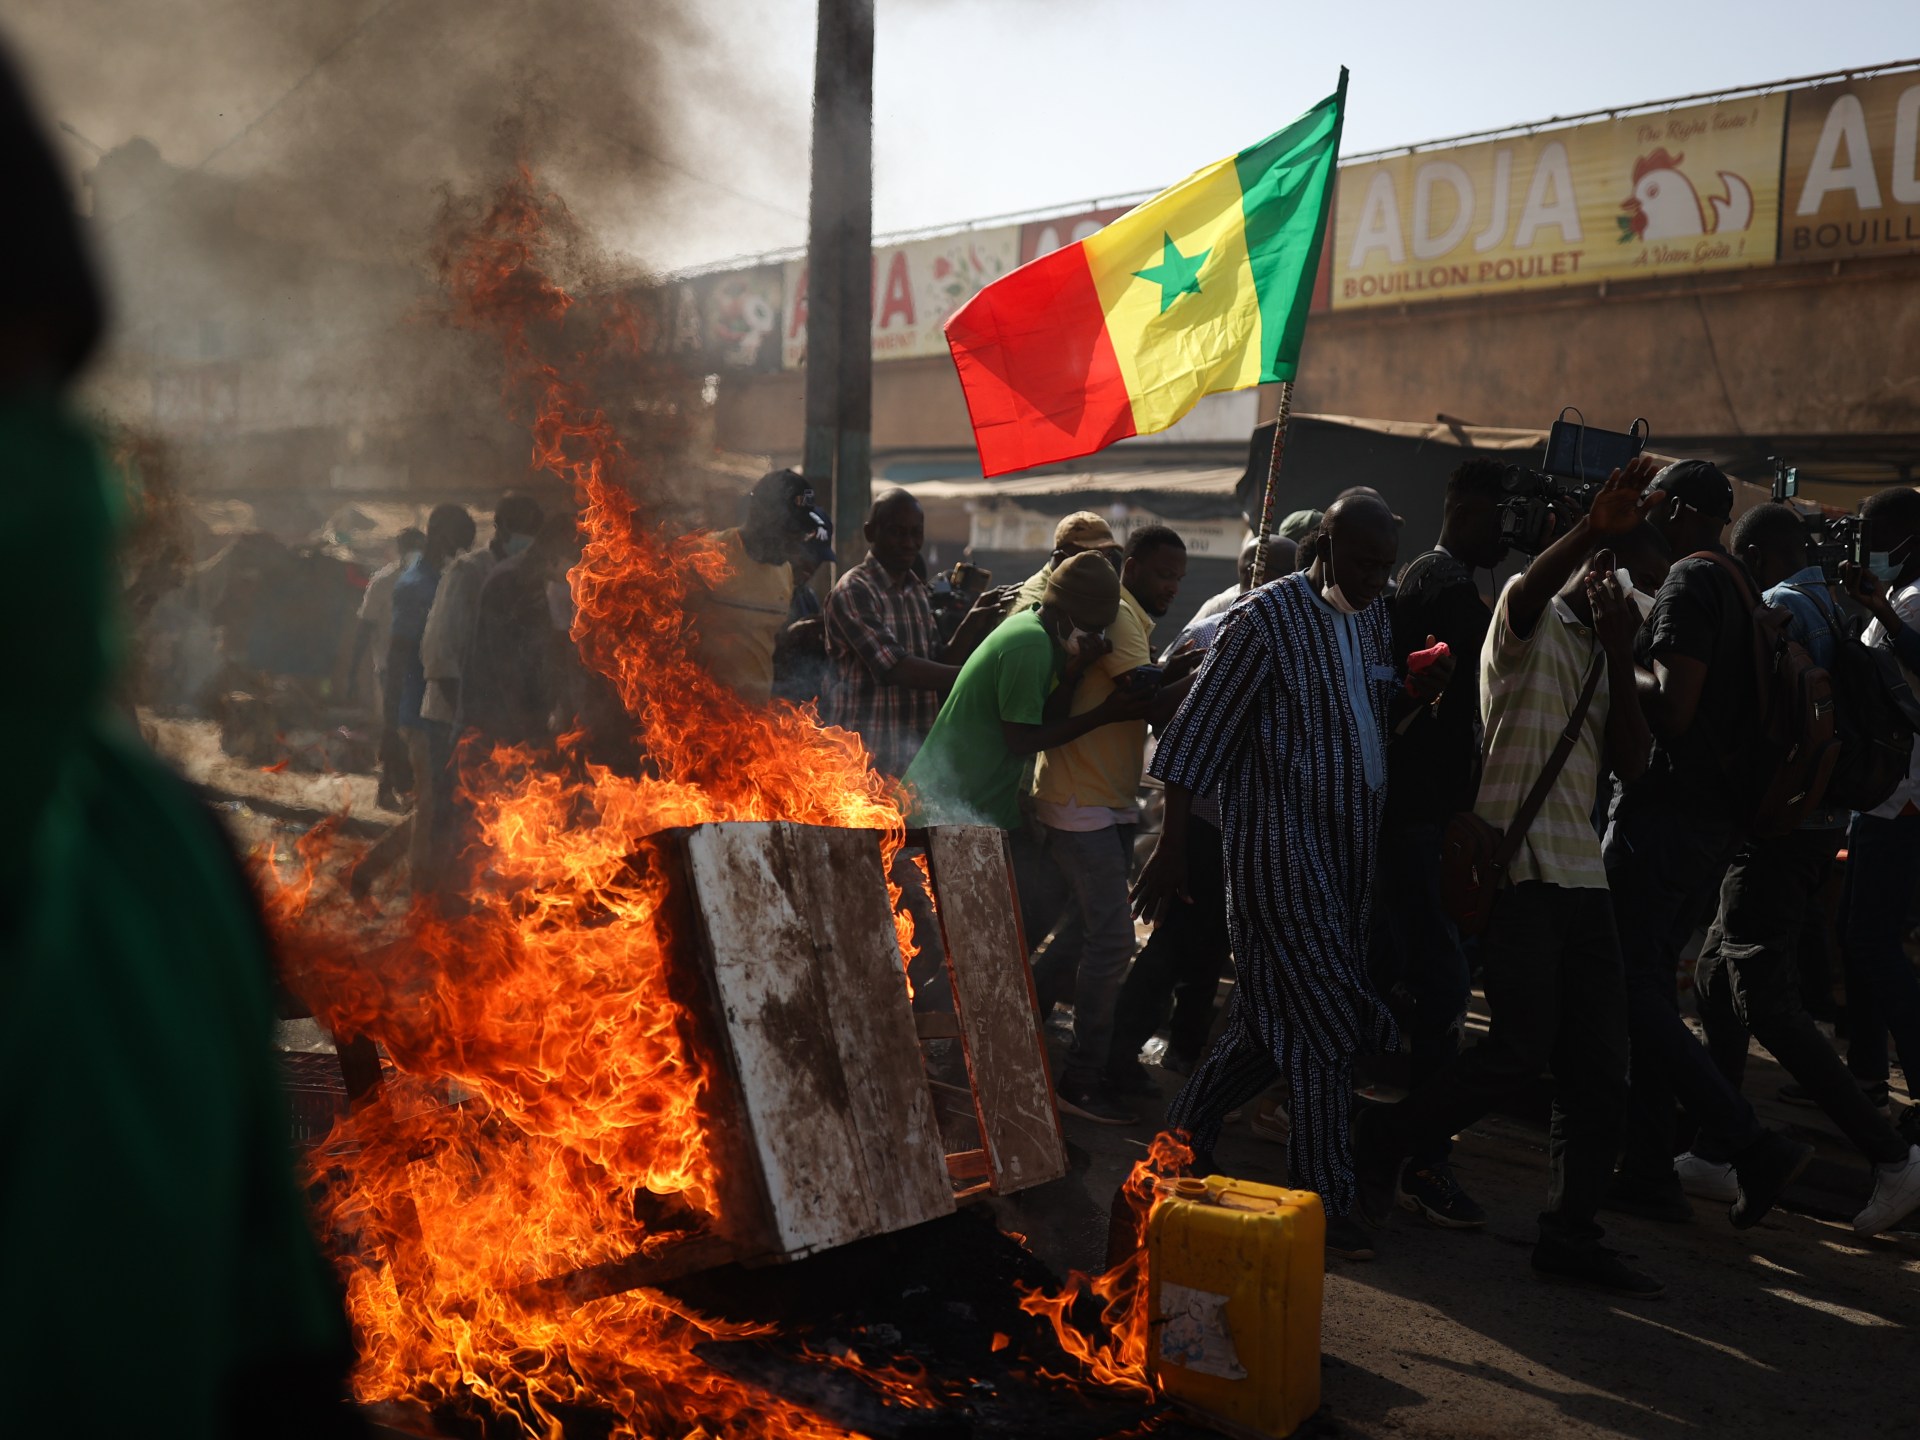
0, 39, 363, 1438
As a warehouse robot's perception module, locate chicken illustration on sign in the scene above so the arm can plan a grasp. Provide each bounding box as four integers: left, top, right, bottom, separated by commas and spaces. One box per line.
1619, 148, 1755, 241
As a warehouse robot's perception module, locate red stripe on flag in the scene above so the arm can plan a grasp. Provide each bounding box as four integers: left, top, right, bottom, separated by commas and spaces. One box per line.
942, 241, 1134, 477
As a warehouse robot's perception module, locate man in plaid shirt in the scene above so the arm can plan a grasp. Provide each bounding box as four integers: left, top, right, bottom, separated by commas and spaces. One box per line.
825, 489, 958, 777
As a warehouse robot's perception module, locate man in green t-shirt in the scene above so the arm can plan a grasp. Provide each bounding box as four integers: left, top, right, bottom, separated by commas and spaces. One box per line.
904, 551, 1151, 830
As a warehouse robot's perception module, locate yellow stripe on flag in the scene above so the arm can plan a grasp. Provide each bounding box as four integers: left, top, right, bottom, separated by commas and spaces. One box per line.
1083, 155, 1264, 436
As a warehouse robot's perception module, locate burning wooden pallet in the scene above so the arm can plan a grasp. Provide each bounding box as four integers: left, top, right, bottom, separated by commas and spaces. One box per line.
544, 820, 1066, 1300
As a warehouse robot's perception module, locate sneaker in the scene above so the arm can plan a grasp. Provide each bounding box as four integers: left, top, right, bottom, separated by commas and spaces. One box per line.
1351, 1107, 1403, 1230
1325, 1213, 1376, 1261
1600, 1170, 1693, 1224
1104, 1061, 1160, 1098
1532, 1241, 1664, 1298
1249, 1098, 1291, 1145
1673, 1150, 1739, 1204
1398, 1163, 1488, 1229
1055, 1084, 1136, 1126
1853, 1144, 1920, 1235
1781, 1078, 1891, 1117
1730, 1131, 1815, 1229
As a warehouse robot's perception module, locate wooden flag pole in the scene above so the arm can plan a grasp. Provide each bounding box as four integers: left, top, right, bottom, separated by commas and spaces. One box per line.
1249, 381, 1296, 587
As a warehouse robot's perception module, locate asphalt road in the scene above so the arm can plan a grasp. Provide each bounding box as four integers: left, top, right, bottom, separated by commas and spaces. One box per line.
1007, 1014, 1920, 1440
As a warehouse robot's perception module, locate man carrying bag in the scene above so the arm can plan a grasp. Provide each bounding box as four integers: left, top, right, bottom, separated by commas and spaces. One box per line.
1357, 458, 1674, 1296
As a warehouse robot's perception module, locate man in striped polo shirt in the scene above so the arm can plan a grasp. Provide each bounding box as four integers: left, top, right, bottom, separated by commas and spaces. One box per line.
1357, 457, 1674, 1296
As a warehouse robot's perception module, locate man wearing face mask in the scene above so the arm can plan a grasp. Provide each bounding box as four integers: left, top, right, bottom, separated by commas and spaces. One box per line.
902, 550, 1154, 836
944, 511, 1123, 665
1682, 503, 1920, 1235
1603, 460, 1815, 1227
1357, 461, 1671, 1295
1131, 494, 1454, 1263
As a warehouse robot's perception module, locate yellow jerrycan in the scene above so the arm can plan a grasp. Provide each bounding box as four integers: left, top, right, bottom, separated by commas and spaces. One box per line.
1145, 1173, 1324, 1437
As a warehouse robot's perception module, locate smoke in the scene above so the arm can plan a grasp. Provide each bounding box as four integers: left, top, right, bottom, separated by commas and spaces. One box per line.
2, 0, 806, 509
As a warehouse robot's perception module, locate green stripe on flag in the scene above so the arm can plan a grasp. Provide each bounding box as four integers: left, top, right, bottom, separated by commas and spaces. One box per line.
1233, 68, 1346, 384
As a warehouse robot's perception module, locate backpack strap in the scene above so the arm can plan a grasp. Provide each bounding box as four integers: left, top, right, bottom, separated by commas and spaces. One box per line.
1490, 645, 1606, 877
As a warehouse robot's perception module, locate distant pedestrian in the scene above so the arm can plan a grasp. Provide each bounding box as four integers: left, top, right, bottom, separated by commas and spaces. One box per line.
356, 525, 425, 809
823, 489, 956, 777
690, 468, 834, 705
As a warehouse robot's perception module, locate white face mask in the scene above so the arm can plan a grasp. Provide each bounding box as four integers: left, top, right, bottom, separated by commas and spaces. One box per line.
1323, 552, 1362, 615
1614, 567, 1655, 622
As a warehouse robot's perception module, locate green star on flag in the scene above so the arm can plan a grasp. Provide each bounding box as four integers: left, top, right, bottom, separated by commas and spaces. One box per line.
1132, 233, 1210, 313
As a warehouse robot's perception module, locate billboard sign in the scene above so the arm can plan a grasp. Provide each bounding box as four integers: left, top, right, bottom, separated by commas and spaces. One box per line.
655, 264, 786, 372
782, 226, 1020, 368
1781, 71, 1920, 262
1333, 94, 1786, 308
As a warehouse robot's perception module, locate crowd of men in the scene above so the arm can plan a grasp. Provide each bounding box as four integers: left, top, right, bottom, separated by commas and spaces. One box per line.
647, 456, 1920, 1296
351, 452, 1920, 1294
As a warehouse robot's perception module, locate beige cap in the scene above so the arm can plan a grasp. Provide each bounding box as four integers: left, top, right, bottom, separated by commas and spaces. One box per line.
1053, 510, 1121, 553
1043, 550, 1122, 630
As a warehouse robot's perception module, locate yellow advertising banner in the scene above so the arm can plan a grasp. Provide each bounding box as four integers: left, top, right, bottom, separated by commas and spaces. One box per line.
1332, 94, 1786, 309
1781, 71, 1920, 262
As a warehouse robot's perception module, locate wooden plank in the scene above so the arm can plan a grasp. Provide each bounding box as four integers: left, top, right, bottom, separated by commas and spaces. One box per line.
913, 1011, 963, 1040
924, 825, 1068, 1193
945, 1148, 991, 1181
786, 825, 953, 1237
683, 824, 880, 1256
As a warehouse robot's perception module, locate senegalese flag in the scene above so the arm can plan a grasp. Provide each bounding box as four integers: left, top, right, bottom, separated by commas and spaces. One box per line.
944, 70, 1346, 477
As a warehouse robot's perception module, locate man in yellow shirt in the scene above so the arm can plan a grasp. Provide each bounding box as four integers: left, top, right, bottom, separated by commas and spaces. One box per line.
692, 469, 834, 704
1030, 524, 1193, 1124
945, 510, 1123, 664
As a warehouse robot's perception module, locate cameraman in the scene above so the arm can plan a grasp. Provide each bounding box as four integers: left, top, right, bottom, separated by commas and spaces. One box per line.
1688, 505, 1920, 1235
1603, 461, 1813, 1226
1841, 486, 1920, 1179
1371, 458, 1508, 1229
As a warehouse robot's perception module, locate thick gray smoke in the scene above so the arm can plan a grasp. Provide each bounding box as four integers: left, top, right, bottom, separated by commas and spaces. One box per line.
4, 0, 805, 503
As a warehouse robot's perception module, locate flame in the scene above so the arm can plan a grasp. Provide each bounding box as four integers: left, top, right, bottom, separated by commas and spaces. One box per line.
261, 167, 928, 1438
1014, 1131, 1193, 1399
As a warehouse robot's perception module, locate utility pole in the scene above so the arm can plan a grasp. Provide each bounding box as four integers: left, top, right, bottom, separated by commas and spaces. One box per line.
802, 0, 874, 572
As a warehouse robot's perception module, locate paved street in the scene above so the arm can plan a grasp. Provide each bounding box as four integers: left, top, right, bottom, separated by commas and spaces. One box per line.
1011, 1014, 1920, 1439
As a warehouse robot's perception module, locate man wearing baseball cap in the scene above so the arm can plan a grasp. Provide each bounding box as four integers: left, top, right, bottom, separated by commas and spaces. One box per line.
1602, 457, 1814, 1227
943, 510, 1124, 666
690, 468, 835, 705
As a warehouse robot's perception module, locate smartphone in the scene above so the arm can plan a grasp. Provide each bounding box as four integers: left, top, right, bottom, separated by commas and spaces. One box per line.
1118, 664, 1164, 693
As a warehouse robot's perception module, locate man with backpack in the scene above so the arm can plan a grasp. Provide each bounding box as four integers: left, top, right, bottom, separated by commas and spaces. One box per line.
1685, 504, 1920, 1234
1603, 460, 1815, 1227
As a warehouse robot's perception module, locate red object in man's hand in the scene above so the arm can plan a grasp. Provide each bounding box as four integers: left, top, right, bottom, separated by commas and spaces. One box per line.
1406, 640, 1450, 691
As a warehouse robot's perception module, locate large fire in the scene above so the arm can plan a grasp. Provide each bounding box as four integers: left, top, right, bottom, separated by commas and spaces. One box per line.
258, 166, 1161, 1437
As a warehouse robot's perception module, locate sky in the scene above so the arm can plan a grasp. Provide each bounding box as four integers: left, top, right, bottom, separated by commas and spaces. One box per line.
7, 0, 1919, 273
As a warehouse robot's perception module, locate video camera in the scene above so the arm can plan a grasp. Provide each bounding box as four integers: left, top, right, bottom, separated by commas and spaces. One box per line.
1771, 462, 1860, 583
1497, 410, 1649, 555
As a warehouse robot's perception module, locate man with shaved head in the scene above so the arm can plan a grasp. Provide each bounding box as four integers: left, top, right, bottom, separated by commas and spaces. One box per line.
1134, 493, 1453, 1261
824, 487, 957, 777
